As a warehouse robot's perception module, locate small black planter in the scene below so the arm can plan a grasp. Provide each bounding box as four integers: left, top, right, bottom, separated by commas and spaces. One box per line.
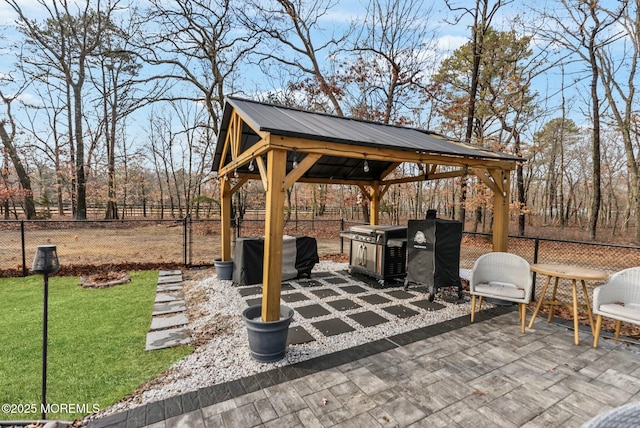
242, 305, 294, 363
213, 258, 233, 280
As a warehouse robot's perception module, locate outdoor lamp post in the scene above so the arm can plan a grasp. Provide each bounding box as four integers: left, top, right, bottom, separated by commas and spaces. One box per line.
31, 245, 60, 420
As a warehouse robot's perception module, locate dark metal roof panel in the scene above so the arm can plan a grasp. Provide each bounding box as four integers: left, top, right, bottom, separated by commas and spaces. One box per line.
224, 97, 521, 161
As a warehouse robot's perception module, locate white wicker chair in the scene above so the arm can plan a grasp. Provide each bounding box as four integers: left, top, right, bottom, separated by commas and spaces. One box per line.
592, 267, 640, 348
470, 252, 533, 333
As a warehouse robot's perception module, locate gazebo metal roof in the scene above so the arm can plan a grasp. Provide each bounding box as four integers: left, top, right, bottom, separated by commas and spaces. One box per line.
213, 97, 521, 183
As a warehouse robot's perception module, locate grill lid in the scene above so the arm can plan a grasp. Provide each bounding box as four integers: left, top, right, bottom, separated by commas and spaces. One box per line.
349, 225, 406, 234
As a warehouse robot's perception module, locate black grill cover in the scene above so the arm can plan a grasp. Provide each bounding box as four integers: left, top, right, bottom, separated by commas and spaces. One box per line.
406, 219, 462, 290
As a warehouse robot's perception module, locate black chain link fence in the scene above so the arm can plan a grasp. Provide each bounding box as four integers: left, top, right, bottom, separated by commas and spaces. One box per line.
461, 232, 640, 305
1, 218, 639, 306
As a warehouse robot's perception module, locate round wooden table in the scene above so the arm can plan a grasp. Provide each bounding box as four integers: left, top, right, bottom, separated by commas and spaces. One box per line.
528, 263, 609, 345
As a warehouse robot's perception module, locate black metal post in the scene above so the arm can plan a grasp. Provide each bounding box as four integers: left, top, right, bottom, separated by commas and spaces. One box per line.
21, 220, 26, 277
532, 237, 540, 298
188, 216, 193, 267
340, 219, 344, 253
183, 217, 188, 266
41, 272, 49, 420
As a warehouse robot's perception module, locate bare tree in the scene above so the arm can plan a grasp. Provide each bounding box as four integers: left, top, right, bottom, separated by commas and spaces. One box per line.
346, 0, 438, 125
540, 0, 628, 240
0, 85, 36, 219
243, 0, 350, 116
596, 0, 640, 242
444, 0, 512, 225
90, 9, 144, 219
141, 0, 257, 134
6, 0, 120, 220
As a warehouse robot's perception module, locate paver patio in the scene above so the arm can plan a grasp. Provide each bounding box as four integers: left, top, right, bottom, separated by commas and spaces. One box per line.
91, 305, 640, 428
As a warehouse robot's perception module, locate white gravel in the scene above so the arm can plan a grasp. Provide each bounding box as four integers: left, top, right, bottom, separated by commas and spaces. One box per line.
95, 261, 476, 419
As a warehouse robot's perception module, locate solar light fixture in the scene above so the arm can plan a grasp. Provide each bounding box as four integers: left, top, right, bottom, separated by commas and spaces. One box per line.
31, 245, 59, 420
31, 245, 60, 274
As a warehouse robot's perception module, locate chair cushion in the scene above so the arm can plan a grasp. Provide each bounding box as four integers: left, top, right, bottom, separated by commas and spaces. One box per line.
474, 281, 525, 300
598, 303, 640, 322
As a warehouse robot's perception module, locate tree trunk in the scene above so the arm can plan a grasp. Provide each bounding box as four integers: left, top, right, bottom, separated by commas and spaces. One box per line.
0, 123, 36, 219
588, 44, 601, 241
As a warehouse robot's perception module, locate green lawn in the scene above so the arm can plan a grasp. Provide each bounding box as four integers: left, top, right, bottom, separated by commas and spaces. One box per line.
0, 271, 192, 421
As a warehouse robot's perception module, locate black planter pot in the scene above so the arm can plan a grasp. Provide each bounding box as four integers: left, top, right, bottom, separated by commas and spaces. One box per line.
213, 258, 233, 280
242, 305, 294, 363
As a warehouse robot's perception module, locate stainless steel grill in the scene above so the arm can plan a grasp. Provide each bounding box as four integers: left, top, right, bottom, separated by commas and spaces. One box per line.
340, 225, 407, 285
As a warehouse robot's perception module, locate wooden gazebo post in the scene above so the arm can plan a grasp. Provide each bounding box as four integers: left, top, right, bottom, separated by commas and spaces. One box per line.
261, 149, 287, 321
492, 170, 510, 252
220, 176, 232, 261
369, 182, 380, 226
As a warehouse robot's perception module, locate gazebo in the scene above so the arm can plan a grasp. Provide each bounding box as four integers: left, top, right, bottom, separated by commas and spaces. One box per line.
212, 97, 522, 322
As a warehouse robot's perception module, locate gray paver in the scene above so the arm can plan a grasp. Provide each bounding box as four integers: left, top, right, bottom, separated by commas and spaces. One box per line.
164, 409, 204, 428
152, 301, 187, 316
159, 270, 183, 277
158, 275, 183, 285
150, 313, 189, 331
155, 292, 182, 303
157, 284, 183, 292
146, 327, 191, 350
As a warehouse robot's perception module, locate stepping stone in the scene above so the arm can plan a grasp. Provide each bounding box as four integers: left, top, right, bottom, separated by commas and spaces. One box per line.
238, 286, 262, 297
297, 279, 322, 287
385, 290, 416, 300
405, 285, 430, 293
246, 297, 262, 307
158, 275, 183, 285
150, 313, 189, 331
295, 304, 331, 319
309, 288, 340, 299
155, 292, 182, 303
287, 326, 315, 345
411, 300, 445, 311
311, 272, 333, 278
281, 283, 295, 291
359, 294, 391, 305
159, 270, 182, 277
157, 284, 183, 292
326, 299, 361, 311
324, 277, 348, 285
340, 285, 368, 294
382, 305, 420, 319
312, 318, 355, 337
281, 292, 309, 303
152, 301, 187, 316
146, 327, 191, 350
348, 311, 389, 327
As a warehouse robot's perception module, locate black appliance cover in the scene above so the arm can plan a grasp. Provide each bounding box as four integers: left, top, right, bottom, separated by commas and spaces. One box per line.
406, 219, 462, 294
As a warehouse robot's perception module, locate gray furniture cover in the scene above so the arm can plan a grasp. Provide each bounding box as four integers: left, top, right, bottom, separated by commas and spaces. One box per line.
233, 236, 319, 286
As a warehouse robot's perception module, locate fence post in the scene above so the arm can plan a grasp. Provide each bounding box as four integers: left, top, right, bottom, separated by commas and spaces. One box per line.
21, 220, 27, 277
183, 216, 188, 266
532, 237, 540, 298
188, 216, 193, 267
340, 219, 344, 254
